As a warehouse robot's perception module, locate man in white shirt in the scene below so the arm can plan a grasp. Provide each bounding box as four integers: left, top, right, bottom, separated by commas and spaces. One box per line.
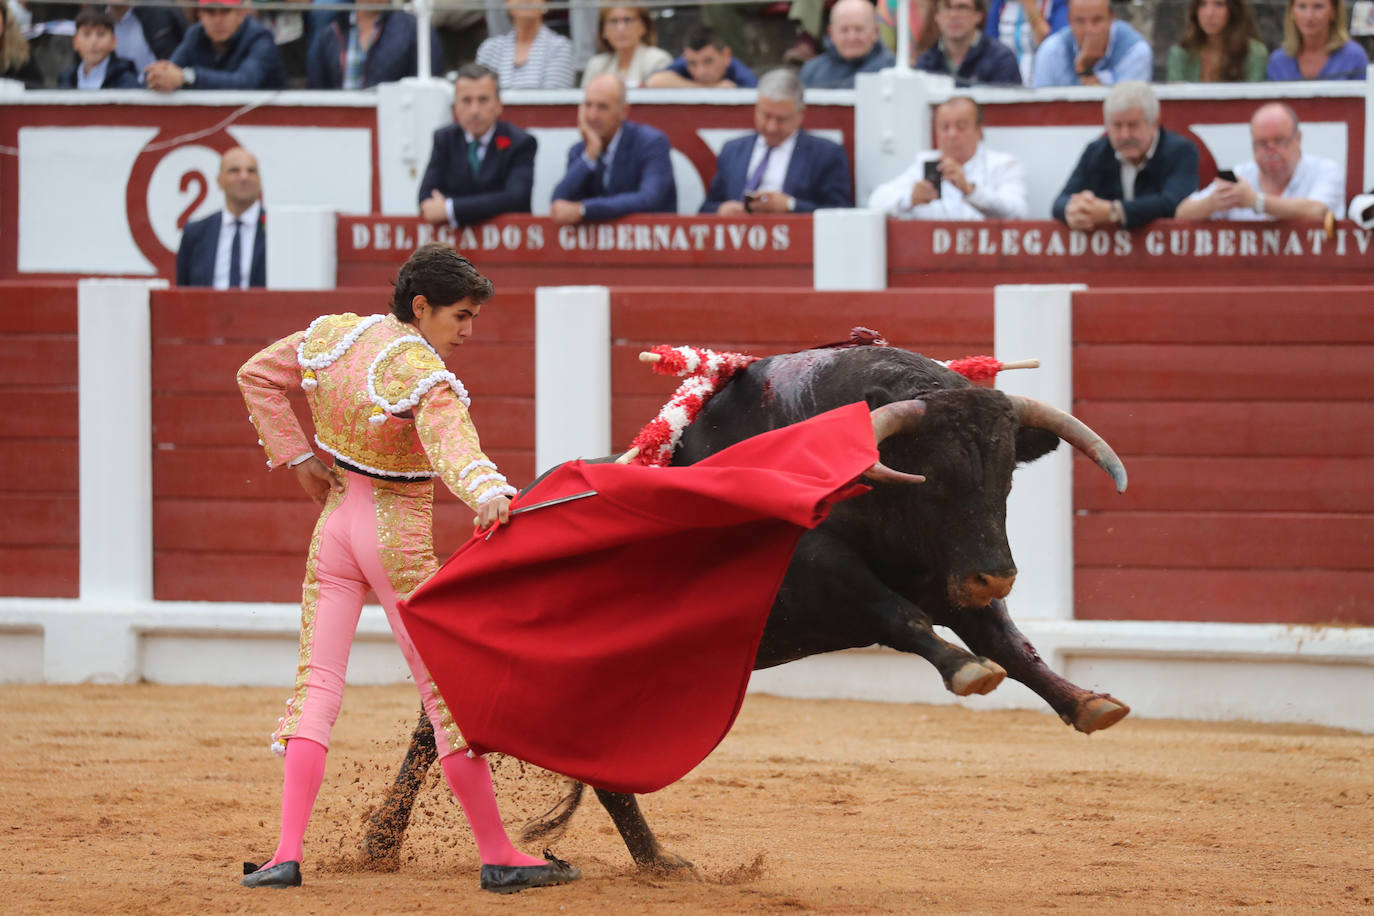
175, 147, 266, 288
867, 97, 1027, 220
1176, 102, 1345, 222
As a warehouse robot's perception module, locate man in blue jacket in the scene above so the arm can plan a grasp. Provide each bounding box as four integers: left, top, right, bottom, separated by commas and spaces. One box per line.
144, 0, 286, 91
550, 74, 677, 224
701, 68, 850, 215
799, 0, 894, 89
916, 0, 1023, 86
306, 4, 442, 88
1052, 81, 1197, 229
419, 64, 536, 227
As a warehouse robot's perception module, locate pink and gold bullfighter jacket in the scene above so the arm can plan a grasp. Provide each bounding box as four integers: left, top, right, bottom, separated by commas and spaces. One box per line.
237, 312, 517, 510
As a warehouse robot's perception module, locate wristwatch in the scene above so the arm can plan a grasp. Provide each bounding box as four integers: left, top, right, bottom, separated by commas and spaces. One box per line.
182, 66, 196, 87
786, 195, 796, 212
1253, 192, 1266, 215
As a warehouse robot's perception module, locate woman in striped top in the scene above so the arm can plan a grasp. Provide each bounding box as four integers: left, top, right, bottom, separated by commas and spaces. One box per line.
476, 0, 575, 89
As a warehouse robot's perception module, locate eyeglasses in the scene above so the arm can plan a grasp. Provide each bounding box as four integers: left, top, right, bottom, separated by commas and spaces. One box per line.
605, 15, 639, 27
1252, 134, 1296, 150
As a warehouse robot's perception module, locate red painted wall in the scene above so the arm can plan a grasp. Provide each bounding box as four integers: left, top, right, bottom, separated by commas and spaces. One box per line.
0, 282, 80, 597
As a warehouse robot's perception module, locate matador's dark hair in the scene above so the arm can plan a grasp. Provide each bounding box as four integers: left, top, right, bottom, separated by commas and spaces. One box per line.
390, 243, 494, 321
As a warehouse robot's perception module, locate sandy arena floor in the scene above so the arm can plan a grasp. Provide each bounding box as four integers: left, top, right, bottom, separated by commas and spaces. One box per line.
2, 683, 1371, 914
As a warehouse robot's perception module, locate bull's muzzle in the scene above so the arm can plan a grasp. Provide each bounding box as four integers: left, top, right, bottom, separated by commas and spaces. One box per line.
955, 571, 1017, 607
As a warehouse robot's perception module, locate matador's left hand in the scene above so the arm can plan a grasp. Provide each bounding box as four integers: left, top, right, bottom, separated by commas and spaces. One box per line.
474, 495, 511, 531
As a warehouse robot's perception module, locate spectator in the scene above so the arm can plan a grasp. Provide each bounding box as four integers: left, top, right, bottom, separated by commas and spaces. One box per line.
1265, 0, 1367, 80
146, 0, 286, 91
306, 4, 442, 88
418, 64, 537, 227
1176, 102, 1344, 220
701, 68, 850, 215
1052, 81, 1198, 229
107, 2, 188, 74
0, 1, 42, 86
646, 25, 757, 88
177, 146, 267, 288
800, 0, 897, 88
916, 0, 1023, 85
986, 0, 1069, 84
1166, 0, 1267, 81
879, 0, 937, 67
551, 73, 677, 223
58, 9, 141, 88
1031, 0, 1151, 87
868, 96, 1027, 219
580, 4, 671, 88
475, 0, 574, 89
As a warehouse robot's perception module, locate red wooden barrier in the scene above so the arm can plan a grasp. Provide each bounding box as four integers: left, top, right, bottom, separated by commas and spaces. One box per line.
1071, 286, 1374, 626
0, 282, 80, 597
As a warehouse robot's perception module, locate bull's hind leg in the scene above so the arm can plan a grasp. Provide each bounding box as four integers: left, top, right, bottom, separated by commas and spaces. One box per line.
938, 598, 1129, 733
360, 710, 438, 865
594, 788, 696, 875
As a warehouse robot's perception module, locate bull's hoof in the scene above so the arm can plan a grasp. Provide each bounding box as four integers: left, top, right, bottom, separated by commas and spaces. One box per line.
639, 850, 699, 879
948, 659, 1007, 696
1073, 695, 1131, 733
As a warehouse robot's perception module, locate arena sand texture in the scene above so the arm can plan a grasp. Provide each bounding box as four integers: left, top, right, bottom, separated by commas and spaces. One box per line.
2, 684, 1371, 914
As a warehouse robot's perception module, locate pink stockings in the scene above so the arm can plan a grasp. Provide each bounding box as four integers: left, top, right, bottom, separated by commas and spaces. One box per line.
262, 472, 539, 869
265, 739, 542, 869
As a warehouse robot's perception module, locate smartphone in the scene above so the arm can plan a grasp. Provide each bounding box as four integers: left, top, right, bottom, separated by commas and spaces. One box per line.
1216, 169, 1237, 183
923, 159, 943, 195
743, 190, 760, 213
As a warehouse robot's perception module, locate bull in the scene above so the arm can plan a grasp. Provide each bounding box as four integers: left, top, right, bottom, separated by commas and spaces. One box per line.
361, 343, 1130, 872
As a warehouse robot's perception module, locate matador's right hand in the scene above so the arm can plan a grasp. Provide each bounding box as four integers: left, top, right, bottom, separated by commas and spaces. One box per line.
295, 456, 343, 507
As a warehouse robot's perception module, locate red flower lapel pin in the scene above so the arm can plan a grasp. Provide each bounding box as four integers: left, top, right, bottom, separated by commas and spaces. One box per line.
494, 135, 511, 150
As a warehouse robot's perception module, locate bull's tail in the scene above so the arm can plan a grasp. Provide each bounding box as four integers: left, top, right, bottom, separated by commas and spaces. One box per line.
519, 779, 586, 845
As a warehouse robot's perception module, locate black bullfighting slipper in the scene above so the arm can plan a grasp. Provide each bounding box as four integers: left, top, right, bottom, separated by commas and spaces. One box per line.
241, 860, 302, 888
479, 851, 581, 894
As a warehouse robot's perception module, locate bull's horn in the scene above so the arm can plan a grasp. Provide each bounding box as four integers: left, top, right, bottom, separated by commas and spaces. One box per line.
871, 399, 926, 444
864, 400, 927, 485
1009, 395, 1128, 493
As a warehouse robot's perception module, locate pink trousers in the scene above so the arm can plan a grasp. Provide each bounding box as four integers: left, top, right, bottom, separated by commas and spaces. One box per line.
271, 470, 463, 758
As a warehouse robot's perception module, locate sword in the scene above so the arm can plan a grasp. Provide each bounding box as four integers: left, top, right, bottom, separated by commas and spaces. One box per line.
484, 489, 598, 539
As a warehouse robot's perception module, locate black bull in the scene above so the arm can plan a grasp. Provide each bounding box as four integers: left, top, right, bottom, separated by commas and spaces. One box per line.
360, 346, 1131, 871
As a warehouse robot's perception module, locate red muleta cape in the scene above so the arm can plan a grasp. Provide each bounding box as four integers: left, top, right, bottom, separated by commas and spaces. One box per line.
398, 401, 879, 794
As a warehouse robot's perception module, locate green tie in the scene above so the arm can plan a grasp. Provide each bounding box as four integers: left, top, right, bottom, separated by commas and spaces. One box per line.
467, 140, 481, 177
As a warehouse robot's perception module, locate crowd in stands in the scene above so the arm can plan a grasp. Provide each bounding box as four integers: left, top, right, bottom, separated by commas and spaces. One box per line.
1, 0, 1367, 91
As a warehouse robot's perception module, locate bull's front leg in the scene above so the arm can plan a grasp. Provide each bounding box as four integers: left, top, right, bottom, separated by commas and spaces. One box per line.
593, 788, 696, 874
763, 535, 1006, 697
935, 598, 1129, 733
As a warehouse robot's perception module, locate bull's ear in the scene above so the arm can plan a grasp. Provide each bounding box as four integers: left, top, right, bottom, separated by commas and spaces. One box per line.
1015, 427, 1059, 464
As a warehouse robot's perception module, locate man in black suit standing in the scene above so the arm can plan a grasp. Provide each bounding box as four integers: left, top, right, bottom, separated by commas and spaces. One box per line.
418, 63, 537, 228
176, 146, 266, 288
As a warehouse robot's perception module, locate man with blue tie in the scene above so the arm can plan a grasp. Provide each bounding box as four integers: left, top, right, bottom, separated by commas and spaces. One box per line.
175, 146, 266, 288
550, 73, 677, 224
418, 63, 537, 228
700, 69, 851, 216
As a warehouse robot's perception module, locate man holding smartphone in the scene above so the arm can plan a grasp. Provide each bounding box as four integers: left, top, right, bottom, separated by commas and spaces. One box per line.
1175, 103, 1344, 222
700, 68, 852, 216
867, 96, 1028, 220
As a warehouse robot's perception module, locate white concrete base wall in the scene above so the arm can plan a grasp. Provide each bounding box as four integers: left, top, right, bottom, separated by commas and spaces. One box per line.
4, 598, 1371, 733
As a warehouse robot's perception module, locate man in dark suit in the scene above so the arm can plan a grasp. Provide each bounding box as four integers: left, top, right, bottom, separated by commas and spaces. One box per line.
701, 68, 851, 215
176, 146, 267, 288
1053, 81, 1198, 230
144, 0, 286, 91
550, 73, 677, 224
418, 63, 537, 228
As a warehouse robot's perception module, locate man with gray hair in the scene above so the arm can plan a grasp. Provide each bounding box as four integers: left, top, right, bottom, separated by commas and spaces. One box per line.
701, 69, 851, 215
1052, 80, 1197, 230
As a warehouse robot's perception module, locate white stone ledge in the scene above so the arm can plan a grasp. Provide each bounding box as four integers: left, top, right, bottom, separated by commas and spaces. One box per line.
3, 599, 1370, 732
